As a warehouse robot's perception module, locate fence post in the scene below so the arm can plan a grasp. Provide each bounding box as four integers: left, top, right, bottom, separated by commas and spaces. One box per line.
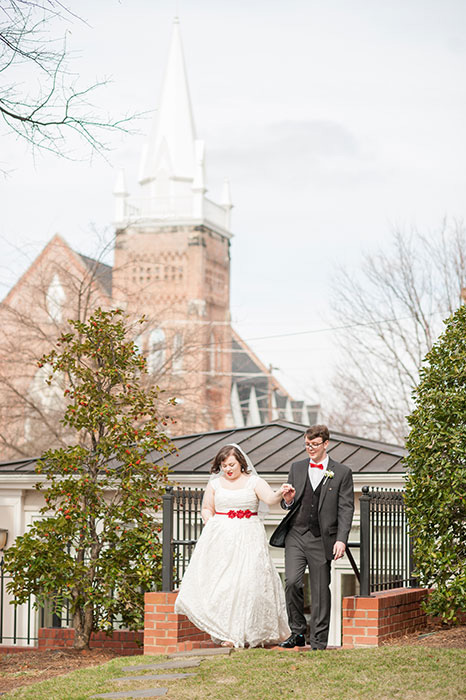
408, 533, 417, 587
359, 486, 371, 596
162, 486, 174, 592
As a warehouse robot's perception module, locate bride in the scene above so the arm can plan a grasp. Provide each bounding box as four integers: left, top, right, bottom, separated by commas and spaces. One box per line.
174, 443, 292, 648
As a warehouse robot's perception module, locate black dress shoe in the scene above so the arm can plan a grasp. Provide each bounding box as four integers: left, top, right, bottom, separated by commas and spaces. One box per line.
279, 633, 306, 648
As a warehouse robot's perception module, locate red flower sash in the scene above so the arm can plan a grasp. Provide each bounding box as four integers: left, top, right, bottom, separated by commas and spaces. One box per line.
215, 509, 258, 519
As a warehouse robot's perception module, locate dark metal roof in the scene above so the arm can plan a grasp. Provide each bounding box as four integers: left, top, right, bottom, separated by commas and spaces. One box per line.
0, 457, 38, 474
0, 420, 406, 477
151, 421, 406, 475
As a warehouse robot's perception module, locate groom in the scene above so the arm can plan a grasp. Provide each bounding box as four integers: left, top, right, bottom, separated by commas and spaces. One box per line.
270, 425, 354, 649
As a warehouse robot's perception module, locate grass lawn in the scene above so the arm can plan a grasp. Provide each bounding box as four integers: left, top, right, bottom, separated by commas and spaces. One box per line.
3, 647, 466, 700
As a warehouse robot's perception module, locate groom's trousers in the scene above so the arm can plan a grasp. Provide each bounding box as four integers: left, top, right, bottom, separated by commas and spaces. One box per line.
284, 528, 331, 649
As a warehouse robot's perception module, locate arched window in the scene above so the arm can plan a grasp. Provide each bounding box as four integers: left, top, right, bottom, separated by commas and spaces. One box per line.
147, 328, 165, 374
25, 364, 66, 439
45, 274, 66, 322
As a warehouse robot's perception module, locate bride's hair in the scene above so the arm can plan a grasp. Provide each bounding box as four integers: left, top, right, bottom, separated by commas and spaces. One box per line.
211, 445, 251, 474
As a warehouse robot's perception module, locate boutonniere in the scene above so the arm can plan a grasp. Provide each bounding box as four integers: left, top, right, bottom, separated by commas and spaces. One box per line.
323, 470, 334, 479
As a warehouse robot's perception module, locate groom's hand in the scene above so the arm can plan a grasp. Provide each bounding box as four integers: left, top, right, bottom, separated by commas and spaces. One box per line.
333, 541, 346, 560
281, 483, 295, 504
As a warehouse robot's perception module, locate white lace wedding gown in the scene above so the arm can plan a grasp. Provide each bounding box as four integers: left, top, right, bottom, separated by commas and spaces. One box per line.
174, 475, 290, 648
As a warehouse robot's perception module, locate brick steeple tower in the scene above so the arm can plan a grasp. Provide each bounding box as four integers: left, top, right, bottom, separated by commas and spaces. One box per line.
112, 17, 233, 434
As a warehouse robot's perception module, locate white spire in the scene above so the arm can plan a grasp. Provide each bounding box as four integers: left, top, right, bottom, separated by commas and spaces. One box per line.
113, 168, 128, 224
119, 17, 233, 237
221, 178, 233, 230
139, 17, 196, 186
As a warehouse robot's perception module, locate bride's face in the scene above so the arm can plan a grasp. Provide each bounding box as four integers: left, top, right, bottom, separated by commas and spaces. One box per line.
221, 453, 242, 481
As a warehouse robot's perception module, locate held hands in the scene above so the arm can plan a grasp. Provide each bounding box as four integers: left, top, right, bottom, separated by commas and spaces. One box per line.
280, 483, 295, 504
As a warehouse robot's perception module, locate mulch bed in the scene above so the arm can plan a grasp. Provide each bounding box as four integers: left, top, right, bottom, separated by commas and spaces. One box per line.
381, 621, 466, 649
0, 648, 120, 694
1, 624, 465, 694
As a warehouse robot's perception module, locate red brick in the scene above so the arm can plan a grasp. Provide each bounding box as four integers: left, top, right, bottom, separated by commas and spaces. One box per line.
145, 614, 167, 624
155, 621, 178, 631
144, 645, 167, 654
167, 613, 183, 621
353, 636, 378, 646
356, 597, 379, 611
156, 604, 175, 613
165, 592, 179, 604
142, 620, 154, 631
145, 592, 167, 604
353, 619, 378, 628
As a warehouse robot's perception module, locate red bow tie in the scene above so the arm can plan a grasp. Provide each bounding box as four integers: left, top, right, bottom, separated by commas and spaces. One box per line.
310, 462, 323, 469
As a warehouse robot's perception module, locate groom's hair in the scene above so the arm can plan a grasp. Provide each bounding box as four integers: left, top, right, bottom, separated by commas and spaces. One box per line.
211, 445, 250, 474
304, 425, 330, 442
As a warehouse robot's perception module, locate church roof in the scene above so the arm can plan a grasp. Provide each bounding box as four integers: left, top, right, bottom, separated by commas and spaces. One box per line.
231, 331, 318, 425
78, 254, 112, 296
0, 421, 406, 476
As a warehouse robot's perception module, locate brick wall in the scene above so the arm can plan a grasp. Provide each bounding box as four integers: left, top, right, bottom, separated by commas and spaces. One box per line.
342, 587, 428, 648
38, 628, 143, 655
144, 591, 214, 654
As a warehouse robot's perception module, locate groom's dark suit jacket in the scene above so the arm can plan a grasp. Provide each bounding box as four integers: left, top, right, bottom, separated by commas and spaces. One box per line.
269, 456, 354, 560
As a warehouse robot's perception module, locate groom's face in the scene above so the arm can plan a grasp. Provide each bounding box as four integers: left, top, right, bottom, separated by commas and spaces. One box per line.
304, 438, 329, 464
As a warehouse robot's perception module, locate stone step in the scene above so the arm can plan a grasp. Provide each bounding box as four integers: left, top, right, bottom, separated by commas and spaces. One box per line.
92, 689, 168, 699
113, 673, 195, 682
167, 647, 232, 658
121, 658, 200, 672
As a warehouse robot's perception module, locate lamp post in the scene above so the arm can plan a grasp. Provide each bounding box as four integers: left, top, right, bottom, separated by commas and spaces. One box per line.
0, 529, 8, 552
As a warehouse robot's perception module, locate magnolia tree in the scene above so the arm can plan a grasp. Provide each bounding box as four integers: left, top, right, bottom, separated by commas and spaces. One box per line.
404, 304, 466, 621
5, 308, 175, 649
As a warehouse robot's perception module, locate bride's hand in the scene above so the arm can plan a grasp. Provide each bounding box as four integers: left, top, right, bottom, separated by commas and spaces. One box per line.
281, 483, 295, 503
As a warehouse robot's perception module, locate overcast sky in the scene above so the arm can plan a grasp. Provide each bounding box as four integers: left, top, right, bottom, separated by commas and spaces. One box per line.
2, 0, 465, 406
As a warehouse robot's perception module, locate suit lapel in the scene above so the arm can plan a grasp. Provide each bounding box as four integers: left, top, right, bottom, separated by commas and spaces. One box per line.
318, 456, 334, 511
294, 460, 309, 501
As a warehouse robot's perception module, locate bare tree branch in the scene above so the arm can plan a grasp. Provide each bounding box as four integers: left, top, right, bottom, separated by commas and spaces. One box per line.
326, 221, 466, 443
0, 1, 138, 161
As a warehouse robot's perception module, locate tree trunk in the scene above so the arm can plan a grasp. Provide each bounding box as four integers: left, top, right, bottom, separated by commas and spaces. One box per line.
72, 605, 93, 650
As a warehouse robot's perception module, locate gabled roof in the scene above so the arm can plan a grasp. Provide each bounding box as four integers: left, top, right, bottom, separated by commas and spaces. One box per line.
0, 420, 406, 476
78, 254, 112, 296
1, 235, 113, 306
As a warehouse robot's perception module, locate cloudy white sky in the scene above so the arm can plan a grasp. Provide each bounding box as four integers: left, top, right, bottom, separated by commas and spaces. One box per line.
1, 0, 465, 406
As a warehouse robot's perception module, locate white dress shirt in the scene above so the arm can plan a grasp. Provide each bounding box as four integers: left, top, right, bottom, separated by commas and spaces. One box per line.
308, 455, 329, 490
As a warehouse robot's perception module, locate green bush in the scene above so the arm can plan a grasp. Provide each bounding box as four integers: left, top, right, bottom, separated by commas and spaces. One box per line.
404, 304, 466, 621
5, 308, 174, 647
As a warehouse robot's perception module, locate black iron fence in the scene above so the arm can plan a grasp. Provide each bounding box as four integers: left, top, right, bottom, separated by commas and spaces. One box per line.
355, 485, 416, 595
162, 486, 204, 591
0, 553, 126, 647
161, 484, 416, 596
0, 563, 45, 645
0, 483, 416, 646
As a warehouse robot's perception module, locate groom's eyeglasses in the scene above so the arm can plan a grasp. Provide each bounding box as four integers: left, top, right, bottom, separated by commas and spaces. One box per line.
304, 441, 324, 449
